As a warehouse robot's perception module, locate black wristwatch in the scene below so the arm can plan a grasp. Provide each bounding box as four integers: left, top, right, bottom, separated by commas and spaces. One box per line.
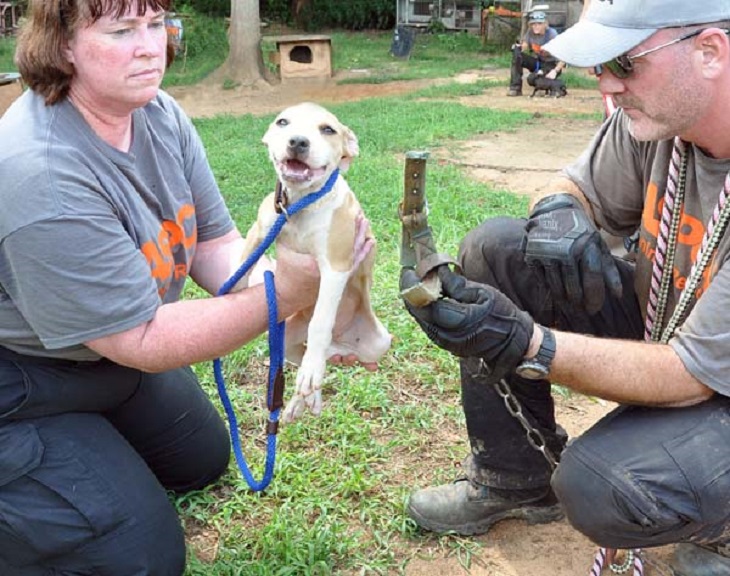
515, 325, 556, 380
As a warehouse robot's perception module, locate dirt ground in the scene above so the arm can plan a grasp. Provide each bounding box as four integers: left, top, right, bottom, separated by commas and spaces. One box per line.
0, 68, 677, 575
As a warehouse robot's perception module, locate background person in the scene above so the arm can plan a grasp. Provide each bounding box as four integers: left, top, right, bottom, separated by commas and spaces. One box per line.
508, 10, 566, 96
0, 1, 371, 574
403, 1, 730, 574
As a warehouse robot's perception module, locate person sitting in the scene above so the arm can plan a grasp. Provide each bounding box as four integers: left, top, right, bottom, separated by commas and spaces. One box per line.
508, 11, 566, 97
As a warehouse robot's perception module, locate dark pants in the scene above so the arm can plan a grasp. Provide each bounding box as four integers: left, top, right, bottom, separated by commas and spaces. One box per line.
509, 46, 559, 92
0, 348, 231, 575
459, 217, 730, 549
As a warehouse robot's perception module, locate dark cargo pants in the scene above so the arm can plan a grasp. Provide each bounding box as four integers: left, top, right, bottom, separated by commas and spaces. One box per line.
509, 46, 559, 92
459, 217, 730, 548
0, 348, 231, 575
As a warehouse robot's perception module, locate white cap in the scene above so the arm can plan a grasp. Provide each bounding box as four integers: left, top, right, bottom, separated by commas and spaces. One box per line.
544, 0, 730, 67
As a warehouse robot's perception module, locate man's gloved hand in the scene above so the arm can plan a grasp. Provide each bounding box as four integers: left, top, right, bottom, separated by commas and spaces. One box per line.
524, 193, 622, 315
401, 266, 534, 377
545, 68, 558, 80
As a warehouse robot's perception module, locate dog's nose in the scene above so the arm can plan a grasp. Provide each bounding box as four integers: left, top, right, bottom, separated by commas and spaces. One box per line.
287, 136, 310, 155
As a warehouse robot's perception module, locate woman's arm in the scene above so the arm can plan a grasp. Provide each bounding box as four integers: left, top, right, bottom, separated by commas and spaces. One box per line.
85, 244, 320, 372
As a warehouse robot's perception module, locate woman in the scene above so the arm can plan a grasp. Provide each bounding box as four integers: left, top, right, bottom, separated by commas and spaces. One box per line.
0, 1, 369, 574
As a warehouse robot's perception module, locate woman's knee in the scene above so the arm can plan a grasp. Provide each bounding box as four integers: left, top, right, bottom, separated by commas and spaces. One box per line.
72, 502, 186, 576
0, 415, 188, 575
111, 367, 231, 492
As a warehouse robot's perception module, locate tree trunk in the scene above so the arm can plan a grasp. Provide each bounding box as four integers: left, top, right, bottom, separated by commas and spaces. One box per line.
223, 0, 267, 85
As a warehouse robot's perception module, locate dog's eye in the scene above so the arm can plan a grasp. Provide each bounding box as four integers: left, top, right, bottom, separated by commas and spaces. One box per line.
320, 125, 337, 136
276, 118, 289, 127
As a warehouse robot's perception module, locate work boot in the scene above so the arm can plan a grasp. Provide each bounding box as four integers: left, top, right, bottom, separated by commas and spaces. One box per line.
507, 88, 522, 97
668, 543, 730, 575
406, 477, 563, 535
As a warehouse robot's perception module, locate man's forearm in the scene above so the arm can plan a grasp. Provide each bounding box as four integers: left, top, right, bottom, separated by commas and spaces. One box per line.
549, 330, 714, 407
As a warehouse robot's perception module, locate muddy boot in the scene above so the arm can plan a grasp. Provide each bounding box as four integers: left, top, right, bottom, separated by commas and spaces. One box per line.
668, 543, 730, 575
406, 477, 563, 535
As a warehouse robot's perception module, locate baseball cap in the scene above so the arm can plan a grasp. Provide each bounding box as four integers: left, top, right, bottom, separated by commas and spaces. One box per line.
528, 11, 547, 24
544, 0, 730, 67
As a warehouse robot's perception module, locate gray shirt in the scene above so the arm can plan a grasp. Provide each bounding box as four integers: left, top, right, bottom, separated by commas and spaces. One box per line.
524, 27, 559, 64
565, 109, 730, 395
0, 90, 234, 360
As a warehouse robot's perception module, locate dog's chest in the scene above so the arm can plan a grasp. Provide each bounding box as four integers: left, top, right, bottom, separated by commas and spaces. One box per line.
277, 206, 334, 254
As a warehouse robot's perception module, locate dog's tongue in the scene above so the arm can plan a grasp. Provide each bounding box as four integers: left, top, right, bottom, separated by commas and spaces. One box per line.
283, 159, 311, 181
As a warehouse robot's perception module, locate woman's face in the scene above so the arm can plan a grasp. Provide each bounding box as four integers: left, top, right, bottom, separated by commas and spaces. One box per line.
63, 2, 167, 113
530, 21, 548, 35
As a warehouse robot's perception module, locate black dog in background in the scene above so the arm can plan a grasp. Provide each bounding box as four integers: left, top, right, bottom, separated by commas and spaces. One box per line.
527, 72, 567, 98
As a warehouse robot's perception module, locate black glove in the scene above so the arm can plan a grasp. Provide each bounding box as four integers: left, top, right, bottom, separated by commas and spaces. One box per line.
524, 194, 622, 315
401, 266, 534, 377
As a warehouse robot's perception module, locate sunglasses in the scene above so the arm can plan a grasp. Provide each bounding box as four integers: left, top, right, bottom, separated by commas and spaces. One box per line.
593, 28, 729, 79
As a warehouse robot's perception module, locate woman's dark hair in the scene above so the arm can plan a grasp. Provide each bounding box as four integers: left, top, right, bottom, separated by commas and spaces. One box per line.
15, 0, 173, 105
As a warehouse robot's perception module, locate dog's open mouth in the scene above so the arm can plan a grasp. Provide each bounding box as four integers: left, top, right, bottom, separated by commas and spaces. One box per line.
280, 159, 327, 183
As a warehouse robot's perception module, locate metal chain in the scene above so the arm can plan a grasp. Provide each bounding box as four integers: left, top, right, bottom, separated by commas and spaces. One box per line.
493, 376, 559, 470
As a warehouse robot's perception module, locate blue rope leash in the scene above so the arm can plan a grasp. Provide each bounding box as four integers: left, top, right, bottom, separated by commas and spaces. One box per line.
213, 168, 339, 492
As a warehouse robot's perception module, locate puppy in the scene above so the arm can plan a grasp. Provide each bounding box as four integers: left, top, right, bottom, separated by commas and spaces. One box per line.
527, 72, 568, 98
237, 102, 391, 422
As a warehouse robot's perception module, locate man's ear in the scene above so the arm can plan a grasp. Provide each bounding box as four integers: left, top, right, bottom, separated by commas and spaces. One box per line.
338, 124, 359, 172
699, 28, 729, 79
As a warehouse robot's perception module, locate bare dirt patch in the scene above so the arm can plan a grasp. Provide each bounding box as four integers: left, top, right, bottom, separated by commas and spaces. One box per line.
171, 71, 676, 575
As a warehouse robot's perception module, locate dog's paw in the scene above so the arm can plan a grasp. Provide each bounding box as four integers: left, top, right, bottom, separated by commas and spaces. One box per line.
295, 363, 325, 415
282, 394, 307, 423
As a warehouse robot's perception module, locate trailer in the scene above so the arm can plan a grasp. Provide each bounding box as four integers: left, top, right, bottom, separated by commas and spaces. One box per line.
395, 1, 583, 38
395, 0, 483, 33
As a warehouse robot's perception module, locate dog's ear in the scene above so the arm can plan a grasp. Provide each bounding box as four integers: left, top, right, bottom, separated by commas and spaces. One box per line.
338, 124, 359, 173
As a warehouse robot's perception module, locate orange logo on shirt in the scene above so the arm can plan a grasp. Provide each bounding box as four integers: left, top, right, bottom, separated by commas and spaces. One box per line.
140, 203, 197, 297
640, 181, 715, 296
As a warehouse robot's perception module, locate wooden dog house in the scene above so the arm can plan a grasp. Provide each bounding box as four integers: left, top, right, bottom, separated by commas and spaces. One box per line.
266, 35, 332, 83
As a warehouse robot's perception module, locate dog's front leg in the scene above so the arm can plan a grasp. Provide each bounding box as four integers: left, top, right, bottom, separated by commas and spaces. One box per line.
282, 269, 350, 422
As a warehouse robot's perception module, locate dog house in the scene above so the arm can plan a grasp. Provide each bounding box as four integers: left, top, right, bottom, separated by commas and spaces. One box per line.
266, 35, 332, 83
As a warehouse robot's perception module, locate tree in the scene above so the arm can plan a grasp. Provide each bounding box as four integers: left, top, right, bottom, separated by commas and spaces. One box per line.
222, 0, 268, 86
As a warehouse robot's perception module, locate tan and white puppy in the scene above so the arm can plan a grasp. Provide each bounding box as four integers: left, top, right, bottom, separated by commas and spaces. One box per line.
238, 102, 391, 422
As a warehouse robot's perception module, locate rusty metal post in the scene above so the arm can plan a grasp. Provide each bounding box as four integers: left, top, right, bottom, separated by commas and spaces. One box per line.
398, 151, 445, 307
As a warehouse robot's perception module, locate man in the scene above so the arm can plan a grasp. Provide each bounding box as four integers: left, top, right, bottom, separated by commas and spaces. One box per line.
508, 10, 566, 96
402, 1, 730, 574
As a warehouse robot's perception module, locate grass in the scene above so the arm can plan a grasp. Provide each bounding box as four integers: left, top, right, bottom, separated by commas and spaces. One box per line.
0, 36, 15, 72
1, 17, 597, 575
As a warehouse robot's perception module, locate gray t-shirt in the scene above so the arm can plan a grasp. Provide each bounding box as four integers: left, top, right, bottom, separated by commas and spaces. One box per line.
0, 90, 234, 360
524, 27, 559, 64
565, 109, 730, 395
